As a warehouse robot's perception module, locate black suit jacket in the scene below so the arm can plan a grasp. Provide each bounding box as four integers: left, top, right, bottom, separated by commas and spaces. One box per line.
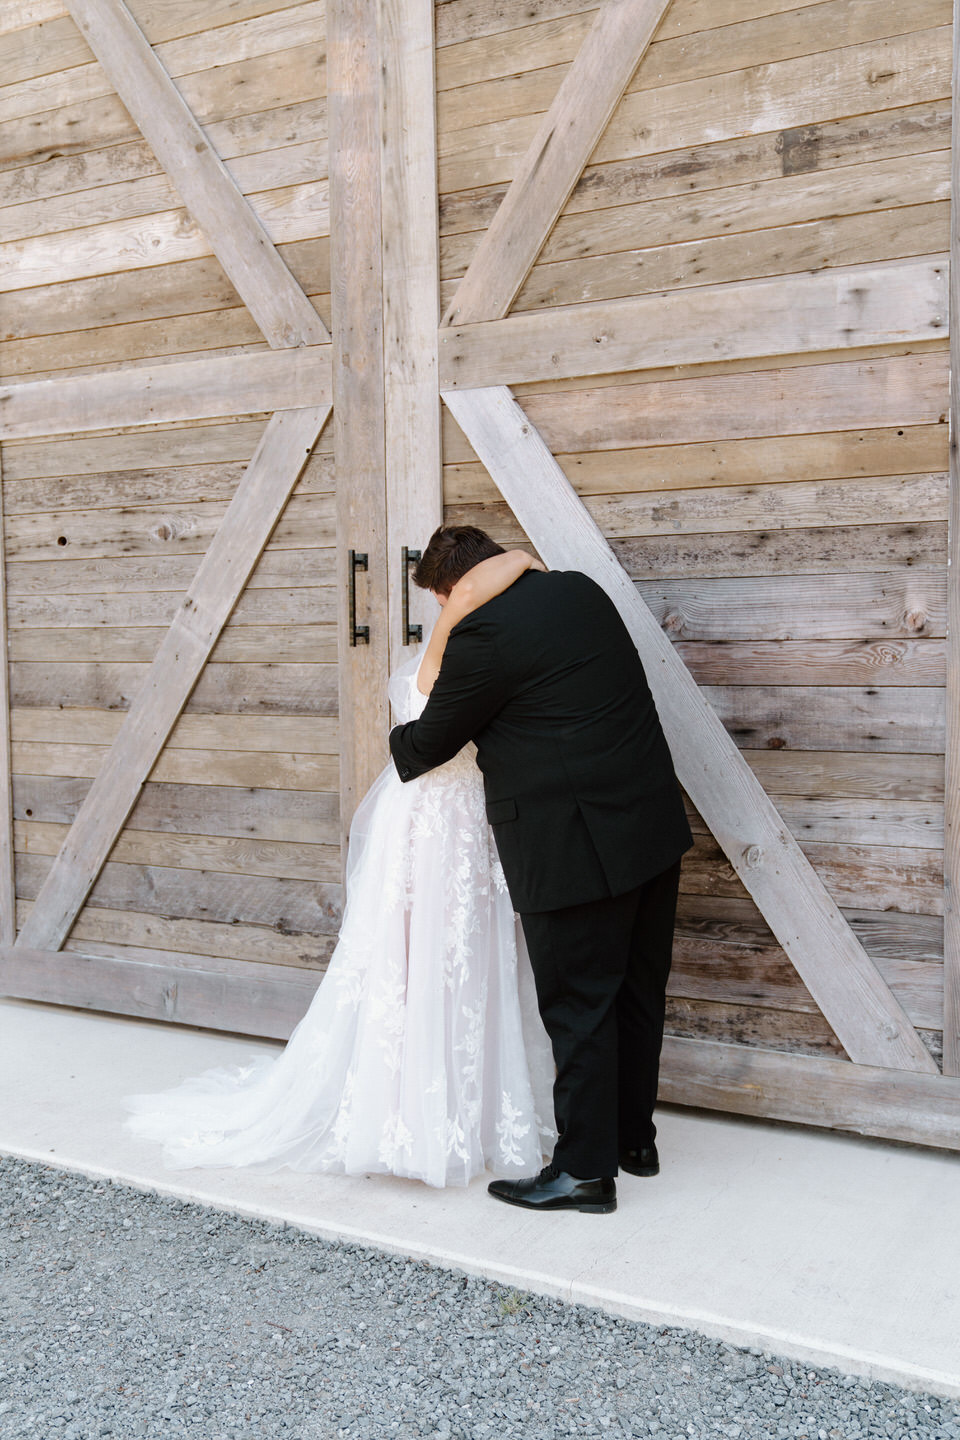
389, 570, 692, 913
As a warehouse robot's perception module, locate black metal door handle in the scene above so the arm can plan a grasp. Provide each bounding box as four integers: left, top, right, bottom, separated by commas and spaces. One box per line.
402, 547, 422, 645
348, 550, 369, 646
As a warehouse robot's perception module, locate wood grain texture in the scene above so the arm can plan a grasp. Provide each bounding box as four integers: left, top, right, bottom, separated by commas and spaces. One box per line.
442, 384, 937, 1075
12, 707, 339, 755
15, 774, 339, 845
61, 0, 328, 349
447, 352, 950, 453
682, 832, 945, 916
378, 0, 443, 671
944, 0, 960, 1074
439, 260, 949, 387
437, 27, 950, 193
14, 404, 329, 954
0, 450, 14, 945
442, 0, 671, 325
658, 1035, 960, 1150
0, 943, 318, 1038
0, 346, 332, 440
11, 659, 339, 715
329, 0, 390, 829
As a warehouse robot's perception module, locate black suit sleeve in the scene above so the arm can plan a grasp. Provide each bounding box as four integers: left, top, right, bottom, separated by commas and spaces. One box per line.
389, 621, 509, 782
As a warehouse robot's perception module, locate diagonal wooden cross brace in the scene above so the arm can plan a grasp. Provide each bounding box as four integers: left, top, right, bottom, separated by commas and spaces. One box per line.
15, 404, 331, 955
442, 385, 938, 1077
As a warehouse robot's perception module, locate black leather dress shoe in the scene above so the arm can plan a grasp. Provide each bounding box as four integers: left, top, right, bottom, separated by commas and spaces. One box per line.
488, 1164, 616, 1213
619, 1143, 659, 1177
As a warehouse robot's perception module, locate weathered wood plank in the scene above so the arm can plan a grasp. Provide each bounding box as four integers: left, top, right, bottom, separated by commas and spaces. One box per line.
445, 426, 948, 501
659, 1035, 960, 1150
14, 774, 339, 845
675, 639, 946, 688
675, 892, 945, 964
612, 524, 946, 582
682, 831, 945, 916
1, 181, 329, 295
8, 622, 336, 663
0, 450, 14, 945
448, 353, 950, 453
9, 585, 335, 628
438, 27, 950, 193
2, 421, 266, 479
511, 204, 949, 318
17, 850, 340, 934
442, 384, 937, 1074
11, 660, 339, 715
442, 0, 671, 326
6, 493, 334, 564
435, 0, 950, 135
14, 898, 337, 969
1, 3, 326, 124
0, 347, 332, 440
685, 792, 943, 850
0, 101, 327, 216
4, 457, 333, 516
449, 470, 948, 539
665, 995, 847, 1059
668, 936, 943, 1032
14, 404, 330, 954
440, 261, 949, 387
0, 136, 327, 245
0, 1, 312, 80
635, 573, 946, 642
379, 0, 443, 671
329, 0, 390, 828
12, 708, 339, 755
17, 819, 340, 883
703, 685, 945, 755
6, 549, 328, 598
744, 751, 944, 804
58, 0, 327, 348
945, 0, 960, 1074
439, 99, 950, 239
58, 936, 331, 979
0, 944, 319, 1039
0, 45, 328, 174
12, 739, 338, 791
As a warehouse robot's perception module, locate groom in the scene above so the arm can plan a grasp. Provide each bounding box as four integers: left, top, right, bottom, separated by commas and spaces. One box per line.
389, 526, 692, 1214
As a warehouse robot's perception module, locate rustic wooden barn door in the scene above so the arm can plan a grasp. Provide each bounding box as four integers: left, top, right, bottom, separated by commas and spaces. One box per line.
3, 0, 960, 1152
431, 0, 960, 1149
0, 0, 386, 1035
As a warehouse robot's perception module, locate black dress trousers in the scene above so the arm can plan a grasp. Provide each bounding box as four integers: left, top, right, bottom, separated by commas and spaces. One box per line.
518, 858, 682, 1179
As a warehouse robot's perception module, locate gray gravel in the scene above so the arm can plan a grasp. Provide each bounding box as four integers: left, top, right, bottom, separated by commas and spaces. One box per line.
1, 1155, 958, 1440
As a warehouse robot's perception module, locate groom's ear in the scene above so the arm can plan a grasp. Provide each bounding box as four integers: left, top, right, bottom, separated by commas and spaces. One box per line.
431, 589, 448, 609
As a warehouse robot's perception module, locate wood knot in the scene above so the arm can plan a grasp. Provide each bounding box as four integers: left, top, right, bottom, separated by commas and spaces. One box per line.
903, 609, 927, 633
742, 844, 763, 869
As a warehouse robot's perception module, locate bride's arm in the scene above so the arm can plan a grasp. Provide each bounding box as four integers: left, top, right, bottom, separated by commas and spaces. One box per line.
417, 549, 544, 695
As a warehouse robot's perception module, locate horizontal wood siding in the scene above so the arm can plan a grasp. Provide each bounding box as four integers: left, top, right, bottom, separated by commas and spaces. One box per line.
440, 1, 950, 1068
2, 2, 338, 997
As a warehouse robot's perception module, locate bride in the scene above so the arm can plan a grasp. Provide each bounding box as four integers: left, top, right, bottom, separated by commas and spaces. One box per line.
123, 549, 556, 1188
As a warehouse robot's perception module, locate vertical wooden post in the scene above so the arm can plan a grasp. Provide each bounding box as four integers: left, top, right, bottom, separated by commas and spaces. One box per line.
329, 0, 390, 832
0, 449, 15, 947
943, 0, 960, 1075
379, 0, 443, 671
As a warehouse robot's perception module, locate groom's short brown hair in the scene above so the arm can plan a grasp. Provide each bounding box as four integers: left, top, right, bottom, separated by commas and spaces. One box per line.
413, 525, 505, 596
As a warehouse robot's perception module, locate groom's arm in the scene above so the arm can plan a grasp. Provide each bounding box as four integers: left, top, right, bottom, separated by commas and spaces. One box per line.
389, 621, 508, 782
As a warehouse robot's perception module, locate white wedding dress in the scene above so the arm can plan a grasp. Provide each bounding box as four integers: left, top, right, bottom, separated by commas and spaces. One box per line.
123, 649, 556, 1187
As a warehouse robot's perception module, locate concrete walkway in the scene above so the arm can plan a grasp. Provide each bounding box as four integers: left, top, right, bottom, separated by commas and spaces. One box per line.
3, 994, 959, 1399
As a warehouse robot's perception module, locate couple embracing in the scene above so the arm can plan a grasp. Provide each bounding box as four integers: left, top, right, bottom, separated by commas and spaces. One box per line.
126, 527, 692, 1215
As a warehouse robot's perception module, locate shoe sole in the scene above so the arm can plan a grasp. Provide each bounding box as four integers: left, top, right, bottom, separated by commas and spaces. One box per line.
620, 1164, 659, 1177
489, 1193, 617, 1214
